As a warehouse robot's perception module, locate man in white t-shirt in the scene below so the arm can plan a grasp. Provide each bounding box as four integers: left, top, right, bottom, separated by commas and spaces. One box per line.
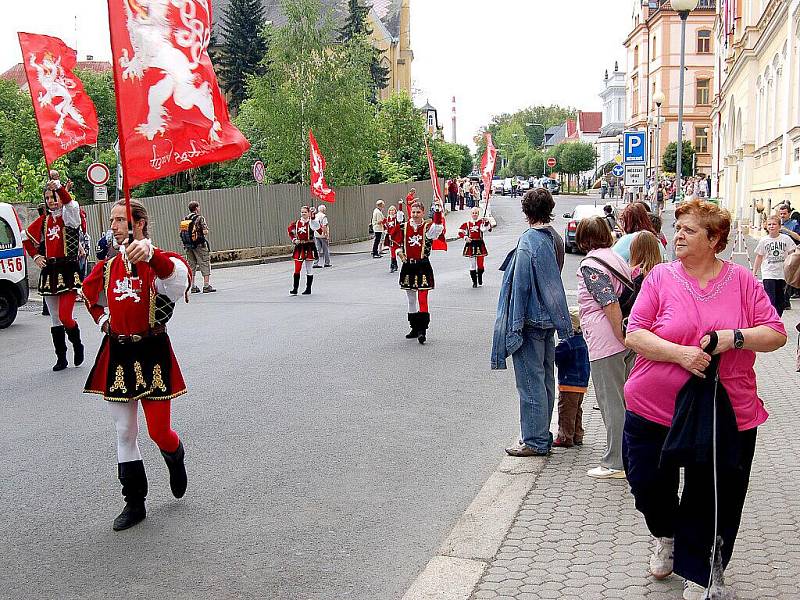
753, 214, 795, 316
313, 205, 331, 268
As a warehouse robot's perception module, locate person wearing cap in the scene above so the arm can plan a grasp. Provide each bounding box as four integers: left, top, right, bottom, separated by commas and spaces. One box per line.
288, 206, 321, 295
313, 205, 331, 269
390, 201, 445, 344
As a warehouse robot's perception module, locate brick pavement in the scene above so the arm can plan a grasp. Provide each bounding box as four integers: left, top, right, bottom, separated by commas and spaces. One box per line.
470, 333, 800, 600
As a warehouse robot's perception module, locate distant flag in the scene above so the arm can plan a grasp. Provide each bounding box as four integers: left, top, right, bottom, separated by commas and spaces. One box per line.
18, 32, 99, 166
480, 133, 497, 202
425, 139, 447, 251
309, 129, 335, 203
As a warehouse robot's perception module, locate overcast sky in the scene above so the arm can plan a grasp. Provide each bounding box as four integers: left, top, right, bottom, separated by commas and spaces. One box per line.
3, 1, 632, 148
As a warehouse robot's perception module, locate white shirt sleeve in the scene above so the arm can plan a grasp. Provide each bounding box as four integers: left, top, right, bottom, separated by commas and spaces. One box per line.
155, 257, 189, 302
61, 199, 82, 229
309, 219, 321, 232
426, 223, 444, 240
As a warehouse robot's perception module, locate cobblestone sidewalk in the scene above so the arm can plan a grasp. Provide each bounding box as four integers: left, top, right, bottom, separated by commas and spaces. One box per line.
470, 337, 800, 600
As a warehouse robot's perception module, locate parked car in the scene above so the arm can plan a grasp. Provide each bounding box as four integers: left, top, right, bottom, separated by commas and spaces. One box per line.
491, 177, 505, 195
517, 177, 531, 192
563, 204, 609, 254
0, 202, 29, 328
541, 178, 561, 195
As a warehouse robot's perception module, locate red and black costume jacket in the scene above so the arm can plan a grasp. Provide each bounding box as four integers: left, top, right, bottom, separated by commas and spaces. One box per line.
383, 216, 404, 247
23, 187, 82, 260
390, 211, 444, 261
288, 219, 320, 261
458, 219, 491, 241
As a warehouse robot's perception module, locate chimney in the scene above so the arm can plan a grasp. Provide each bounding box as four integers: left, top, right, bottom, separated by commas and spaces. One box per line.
451, 96, 457, 144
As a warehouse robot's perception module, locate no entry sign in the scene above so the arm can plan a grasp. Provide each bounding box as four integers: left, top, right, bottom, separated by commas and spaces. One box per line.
546, 157, 557, 169
252, 160, 265, 184
86, 162, 110, 186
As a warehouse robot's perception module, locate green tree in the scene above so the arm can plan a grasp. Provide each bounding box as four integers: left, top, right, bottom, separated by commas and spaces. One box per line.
237, 0, 379, 186
375, 92, 426, 179
458, 144, 473, 177
339, 0, 389, 102
663, 140, 695, 177
527, 150, 544, 178
378, 151, 413, 183
216, 0, 269, 111
560, 142, 596, 191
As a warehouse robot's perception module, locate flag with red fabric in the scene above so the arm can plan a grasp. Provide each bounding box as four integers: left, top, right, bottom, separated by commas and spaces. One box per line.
17, 32, 99, 166
106, 0, 250, 188
309, 129, 335, 203
480, 132, 497, 202
425, 139, 447, 251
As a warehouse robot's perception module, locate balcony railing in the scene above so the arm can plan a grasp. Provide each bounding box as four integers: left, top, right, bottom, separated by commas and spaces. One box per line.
649, 0, 716, 15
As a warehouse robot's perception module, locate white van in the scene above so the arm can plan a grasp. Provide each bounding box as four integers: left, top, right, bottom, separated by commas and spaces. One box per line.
0, 202, 29, 328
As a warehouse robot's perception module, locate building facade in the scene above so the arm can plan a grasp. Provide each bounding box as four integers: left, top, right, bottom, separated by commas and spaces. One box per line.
714, 0, 800, 227
598, 64, 627, 166
624, 0, 717, 176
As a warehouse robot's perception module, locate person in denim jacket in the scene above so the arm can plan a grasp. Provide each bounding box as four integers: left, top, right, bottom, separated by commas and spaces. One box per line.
491, 189, 572, 457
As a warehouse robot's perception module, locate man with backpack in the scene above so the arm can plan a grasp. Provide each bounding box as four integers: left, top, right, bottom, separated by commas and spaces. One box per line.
180, 201, 215, 293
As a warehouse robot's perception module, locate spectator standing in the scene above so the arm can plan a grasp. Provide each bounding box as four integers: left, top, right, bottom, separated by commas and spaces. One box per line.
511, 178, 519, 198
600, 176, 609, 200
778, 204, 800, 307
447, 179, 459, 211
603, 204, 618, 236
313, 205, 331, 268
181, 201, 215, 293
613, 203, 659, 262
553, 315, 590, 448
371, 200, 385, 258
491, 188, 572, 457
575, 216, 634, 479
623, 200, 786, 598
753, 215, 794, 316
609, 178, 617, 199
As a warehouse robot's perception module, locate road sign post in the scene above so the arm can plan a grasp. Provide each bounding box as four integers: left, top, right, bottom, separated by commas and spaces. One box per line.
86, 162, 110, 187
93, 185, 108, 203
623, 131, 647, 165
611, 164, 625, 178
546, 157, 557, 175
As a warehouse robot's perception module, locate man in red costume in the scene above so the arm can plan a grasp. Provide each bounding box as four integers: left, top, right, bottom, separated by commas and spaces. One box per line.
82, 199, 191, 531
22, 170, 85, 371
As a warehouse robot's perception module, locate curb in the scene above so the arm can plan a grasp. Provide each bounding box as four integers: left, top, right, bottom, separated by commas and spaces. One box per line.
401, 454, 548, 600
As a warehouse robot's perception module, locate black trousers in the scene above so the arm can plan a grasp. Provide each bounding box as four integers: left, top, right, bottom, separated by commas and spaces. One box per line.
448, 192, 458, 211
372, 232, 383, 256
763, 278, 786, 316
622, 411, 757, 586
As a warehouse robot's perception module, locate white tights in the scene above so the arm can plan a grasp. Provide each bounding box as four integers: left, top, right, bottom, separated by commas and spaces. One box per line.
470, 257, 478, 270
44, 296, 62, 327
107, 401, 142, 463
406, 290, 418, 312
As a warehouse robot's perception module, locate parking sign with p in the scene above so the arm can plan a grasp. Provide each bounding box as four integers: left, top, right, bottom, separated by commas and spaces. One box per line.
623, 131, 647, 165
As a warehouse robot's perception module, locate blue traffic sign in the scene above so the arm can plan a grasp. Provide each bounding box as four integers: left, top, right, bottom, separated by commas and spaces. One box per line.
611, 165, 625, 177
623, 130, 647, 165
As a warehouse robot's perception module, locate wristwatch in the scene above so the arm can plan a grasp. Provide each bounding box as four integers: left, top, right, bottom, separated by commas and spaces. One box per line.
733, 329, 744, 349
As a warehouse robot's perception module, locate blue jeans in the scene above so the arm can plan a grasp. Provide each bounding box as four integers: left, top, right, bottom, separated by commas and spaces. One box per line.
511, 326, 556, 452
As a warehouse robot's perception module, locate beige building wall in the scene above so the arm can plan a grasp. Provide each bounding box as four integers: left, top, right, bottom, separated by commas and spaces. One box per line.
625, 1, 716, 176
714, 0, 800, 231
368, 0, 413, 102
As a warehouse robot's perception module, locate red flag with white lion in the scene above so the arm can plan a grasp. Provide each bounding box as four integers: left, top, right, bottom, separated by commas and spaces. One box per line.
106, 0, 250, 187
309, 129, 335, 203
17, 32, 99, 166
480, 132, 497, 202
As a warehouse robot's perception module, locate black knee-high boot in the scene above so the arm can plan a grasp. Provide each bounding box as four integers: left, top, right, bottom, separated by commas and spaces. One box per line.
477, 269, 484, 286
390, 258, 398, 273
405, 313, 419, 339
113, 460, 148, 531
290, 273, 300, 295
50, 326, 68, 372
417, 312, 430, 345
160, 440, 187, 499
470, 270, 478, 288
302, 275, 313, 295
65, 324, 84, 366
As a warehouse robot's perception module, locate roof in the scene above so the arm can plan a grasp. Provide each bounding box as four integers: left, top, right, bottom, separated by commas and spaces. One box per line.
420, 99, 436, 112
565, 119, 578, 140
212, 0, 402, 38
578, 111, 602, 134
544, 124, 566, 146
0, 61, 111, 88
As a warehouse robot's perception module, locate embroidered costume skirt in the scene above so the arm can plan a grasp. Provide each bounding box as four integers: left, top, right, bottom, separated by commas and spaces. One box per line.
399, 258, 435, 291
462, 240, 488, 257
38, 258, 81, 295
292, 242, 318, 261
84, 333, 186, 402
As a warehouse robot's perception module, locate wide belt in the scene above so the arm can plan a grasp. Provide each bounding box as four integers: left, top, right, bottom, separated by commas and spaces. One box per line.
109, 325, 166, 344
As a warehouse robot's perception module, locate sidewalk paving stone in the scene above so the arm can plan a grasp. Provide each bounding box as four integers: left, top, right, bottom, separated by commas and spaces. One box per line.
469, 331, 800, 599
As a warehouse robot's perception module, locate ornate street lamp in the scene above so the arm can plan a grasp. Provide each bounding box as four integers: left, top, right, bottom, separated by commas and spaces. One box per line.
671, 0, 699, 201
653, 90, 665, 192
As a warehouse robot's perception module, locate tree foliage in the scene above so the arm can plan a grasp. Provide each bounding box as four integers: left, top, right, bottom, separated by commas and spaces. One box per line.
216, 0, 269, 111
339, 0, 389, 102
663, 140, 695, 177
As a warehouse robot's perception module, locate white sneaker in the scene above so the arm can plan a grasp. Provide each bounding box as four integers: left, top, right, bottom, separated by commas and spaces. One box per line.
682, 580, 707, 600
587, 466, 626, 479
649, 537, 674, 580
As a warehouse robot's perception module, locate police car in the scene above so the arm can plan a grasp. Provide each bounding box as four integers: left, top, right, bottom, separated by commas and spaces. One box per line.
0, 202, 29, 328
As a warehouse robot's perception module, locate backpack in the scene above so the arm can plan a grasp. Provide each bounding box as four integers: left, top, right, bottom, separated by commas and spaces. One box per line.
179, 213, 203, 248
581, 256, 639, 318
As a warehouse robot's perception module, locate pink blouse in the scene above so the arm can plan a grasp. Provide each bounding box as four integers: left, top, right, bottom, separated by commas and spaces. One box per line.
624, 260, 786, 431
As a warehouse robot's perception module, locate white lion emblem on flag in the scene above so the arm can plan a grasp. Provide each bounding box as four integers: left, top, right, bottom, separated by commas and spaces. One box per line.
119, 0, 222, 143
29, 53, 87, 137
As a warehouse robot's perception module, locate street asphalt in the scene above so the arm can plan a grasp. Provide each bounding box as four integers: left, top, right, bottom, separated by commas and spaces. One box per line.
1, 191, 598, 600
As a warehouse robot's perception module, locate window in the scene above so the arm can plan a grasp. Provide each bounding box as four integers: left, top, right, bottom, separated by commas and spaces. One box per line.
0, 218, 15, 250
652, 37, 657, 60
632, 75, 639, 116
695, 126, 709, 154
697, 30, 712, 54
696, 78, 710, 105
634, 45, 639, 68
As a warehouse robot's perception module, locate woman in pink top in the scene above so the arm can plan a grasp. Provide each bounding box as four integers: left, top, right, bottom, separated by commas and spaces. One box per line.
575, 217, 634, 479
623, 200, 786, 600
